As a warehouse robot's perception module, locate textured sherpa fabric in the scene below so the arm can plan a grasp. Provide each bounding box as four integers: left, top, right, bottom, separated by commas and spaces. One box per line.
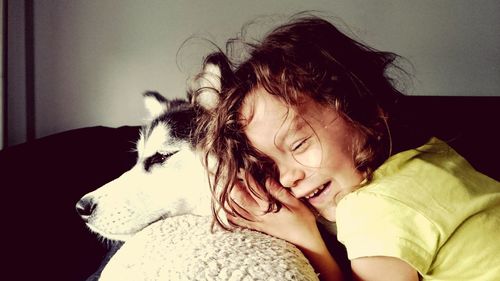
100, 215, 319, 281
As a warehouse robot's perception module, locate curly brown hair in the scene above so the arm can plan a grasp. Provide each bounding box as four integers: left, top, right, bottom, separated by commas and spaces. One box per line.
193, 14, 407, 230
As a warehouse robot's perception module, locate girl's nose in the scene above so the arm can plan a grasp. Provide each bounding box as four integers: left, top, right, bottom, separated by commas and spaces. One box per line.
279, 167, 305, 188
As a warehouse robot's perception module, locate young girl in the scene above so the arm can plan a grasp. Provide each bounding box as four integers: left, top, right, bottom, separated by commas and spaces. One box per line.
194, 15, 500, 280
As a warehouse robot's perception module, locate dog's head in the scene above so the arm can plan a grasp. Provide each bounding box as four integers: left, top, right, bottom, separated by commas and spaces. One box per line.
76, 93, 210, 241
76, 54, 227, 241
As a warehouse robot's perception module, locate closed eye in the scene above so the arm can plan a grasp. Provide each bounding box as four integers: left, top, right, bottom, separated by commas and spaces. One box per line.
144, 151, 179, 172
291, 136, 311, 153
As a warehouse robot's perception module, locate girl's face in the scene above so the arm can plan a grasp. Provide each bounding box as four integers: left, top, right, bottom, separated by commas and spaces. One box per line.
241, 87, 364, 221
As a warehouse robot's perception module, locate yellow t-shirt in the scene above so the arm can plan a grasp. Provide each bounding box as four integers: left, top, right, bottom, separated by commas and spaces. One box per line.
336, 138, 500, 280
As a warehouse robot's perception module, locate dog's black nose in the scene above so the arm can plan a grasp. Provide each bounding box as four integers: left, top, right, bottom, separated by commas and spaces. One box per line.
76, 196, 96, 221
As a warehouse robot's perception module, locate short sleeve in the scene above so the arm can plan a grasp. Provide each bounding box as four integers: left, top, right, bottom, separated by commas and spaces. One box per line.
336, 191, 441, 274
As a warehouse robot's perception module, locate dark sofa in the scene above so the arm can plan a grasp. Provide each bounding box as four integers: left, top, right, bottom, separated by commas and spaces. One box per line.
0, 96, 498, 280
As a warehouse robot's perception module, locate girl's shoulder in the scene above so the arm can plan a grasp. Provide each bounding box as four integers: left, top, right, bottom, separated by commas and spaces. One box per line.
371, 137, 498, 190
336, 140, 500, 277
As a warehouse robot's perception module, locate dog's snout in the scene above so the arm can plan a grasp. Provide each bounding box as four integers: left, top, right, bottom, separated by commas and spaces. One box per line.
76, 196, 97, 221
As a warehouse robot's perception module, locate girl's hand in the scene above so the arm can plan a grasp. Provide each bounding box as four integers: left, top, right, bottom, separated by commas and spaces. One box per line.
227, 172, 344, 280
227, 172, 323, 252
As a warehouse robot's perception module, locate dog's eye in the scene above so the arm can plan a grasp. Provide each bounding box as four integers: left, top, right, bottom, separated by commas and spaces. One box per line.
144, 151, 179, 172
156, 151, 178, 163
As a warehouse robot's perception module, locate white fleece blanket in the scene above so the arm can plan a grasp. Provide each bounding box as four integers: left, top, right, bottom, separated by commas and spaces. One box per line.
99, 214, 319, 281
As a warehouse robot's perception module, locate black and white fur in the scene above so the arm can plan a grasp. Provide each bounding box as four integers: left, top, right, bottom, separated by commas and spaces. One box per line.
76, 58, 223, 241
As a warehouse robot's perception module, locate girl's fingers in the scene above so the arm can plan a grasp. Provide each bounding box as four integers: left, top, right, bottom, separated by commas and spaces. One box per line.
237, 169, 273, 208
226, 211, 257, 230
236, 169, 300, 209
242, 172, 273, 209
229, 194, 257, 221
226, 197, 264, 231
265, 178, 299, 207
230, 170, 305, 230
231, 180, 259, 209
229, 180, 265, 219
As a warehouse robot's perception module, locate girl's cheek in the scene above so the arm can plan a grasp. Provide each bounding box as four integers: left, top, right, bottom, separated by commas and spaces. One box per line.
293, 138, 323, 168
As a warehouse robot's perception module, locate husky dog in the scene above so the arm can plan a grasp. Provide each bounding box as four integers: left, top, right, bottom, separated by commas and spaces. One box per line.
76, 56, 224, 241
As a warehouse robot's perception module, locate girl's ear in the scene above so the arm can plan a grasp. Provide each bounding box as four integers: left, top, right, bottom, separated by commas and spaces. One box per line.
189, 52, 232, 111
143, 91, 169, 119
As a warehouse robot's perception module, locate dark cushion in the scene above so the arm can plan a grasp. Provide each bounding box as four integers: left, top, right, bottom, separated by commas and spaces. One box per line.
397, 96, 499, 180
0, 126, 140, 280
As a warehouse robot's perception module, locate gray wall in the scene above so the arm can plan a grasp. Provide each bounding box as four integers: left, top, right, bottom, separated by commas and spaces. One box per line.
0, 1, 3, 149
6, 0, 500, 145
6, 0, 28, 147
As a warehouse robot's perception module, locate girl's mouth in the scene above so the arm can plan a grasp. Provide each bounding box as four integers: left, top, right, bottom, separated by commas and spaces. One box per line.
304, 181, 331, 200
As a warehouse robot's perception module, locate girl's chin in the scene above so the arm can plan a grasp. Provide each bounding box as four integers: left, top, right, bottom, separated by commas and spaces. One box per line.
316, 206, 336, 222
308, 189, 337, 221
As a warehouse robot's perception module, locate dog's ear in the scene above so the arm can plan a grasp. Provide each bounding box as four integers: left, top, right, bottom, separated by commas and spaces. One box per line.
143, 91, 169, 119
189, 52, 232, 111
193, 63, 220, 110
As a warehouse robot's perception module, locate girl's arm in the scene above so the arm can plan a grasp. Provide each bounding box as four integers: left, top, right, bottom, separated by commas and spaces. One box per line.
228, 176, 344, 281
351, 256, 419, 281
